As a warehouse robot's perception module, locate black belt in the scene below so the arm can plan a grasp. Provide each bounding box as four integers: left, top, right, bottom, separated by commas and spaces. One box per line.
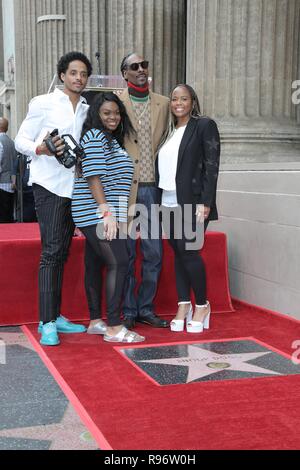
138, 182, 156, 187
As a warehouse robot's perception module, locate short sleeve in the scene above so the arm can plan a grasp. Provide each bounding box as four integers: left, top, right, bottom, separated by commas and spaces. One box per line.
81, 130, 107, 179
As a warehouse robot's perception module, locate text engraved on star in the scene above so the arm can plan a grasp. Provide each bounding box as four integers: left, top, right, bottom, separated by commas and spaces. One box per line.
137, 345, 282, 383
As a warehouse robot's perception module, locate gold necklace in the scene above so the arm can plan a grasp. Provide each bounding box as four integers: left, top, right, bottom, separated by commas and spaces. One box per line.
132, 98, 150, 125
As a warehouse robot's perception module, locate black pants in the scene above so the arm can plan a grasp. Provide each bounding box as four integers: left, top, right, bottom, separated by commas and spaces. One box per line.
81, 224, 129, 327
0, 189, 14, 223
162, 206, 208, 306
33, 184, 74, 323
16, 189, 37, 222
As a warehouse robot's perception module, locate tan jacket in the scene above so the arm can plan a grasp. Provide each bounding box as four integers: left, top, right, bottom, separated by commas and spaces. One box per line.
119, 88, 169, 214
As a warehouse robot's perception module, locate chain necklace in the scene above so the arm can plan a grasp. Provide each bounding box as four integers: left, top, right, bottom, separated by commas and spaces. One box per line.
132, 97, 150, 125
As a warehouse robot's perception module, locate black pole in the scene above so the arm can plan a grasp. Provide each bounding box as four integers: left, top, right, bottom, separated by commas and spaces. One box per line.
95, 52, 102, 86
16, 154, 24, 222
95, 52, 101, 76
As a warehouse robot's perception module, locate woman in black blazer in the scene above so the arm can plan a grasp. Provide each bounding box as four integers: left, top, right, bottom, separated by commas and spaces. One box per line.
157, 84, 220, 333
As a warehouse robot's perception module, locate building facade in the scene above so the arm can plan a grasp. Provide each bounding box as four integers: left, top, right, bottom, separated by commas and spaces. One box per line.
0, 0, 300, 318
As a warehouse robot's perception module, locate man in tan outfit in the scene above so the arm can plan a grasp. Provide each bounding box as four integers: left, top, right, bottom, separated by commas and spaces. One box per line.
119, 52, 169, 329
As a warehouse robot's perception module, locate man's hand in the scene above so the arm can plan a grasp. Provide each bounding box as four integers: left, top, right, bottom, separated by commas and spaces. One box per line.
36, 132, 65, 157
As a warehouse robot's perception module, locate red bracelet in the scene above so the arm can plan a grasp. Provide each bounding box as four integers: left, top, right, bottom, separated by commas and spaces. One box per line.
103, 211, 112, 218
35, 145, 42, 155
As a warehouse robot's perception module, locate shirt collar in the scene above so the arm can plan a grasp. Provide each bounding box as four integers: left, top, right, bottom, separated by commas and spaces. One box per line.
53, 87, 87, 104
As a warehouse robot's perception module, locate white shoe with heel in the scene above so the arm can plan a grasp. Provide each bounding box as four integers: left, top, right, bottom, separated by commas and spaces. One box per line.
186, 301, 210, 333
170, 302, 193, 332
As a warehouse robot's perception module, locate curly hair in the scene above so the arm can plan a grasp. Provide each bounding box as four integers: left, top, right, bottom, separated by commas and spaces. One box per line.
57, 51, 93, 83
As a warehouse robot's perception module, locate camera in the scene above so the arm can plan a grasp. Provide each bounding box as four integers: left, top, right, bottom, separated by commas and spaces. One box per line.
44, 129, 84, 169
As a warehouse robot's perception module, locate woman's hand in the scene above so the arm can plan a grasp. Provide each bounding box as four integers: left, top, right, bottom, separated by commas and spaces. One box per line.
103, 214, 118, 241
196, 204, 210, 223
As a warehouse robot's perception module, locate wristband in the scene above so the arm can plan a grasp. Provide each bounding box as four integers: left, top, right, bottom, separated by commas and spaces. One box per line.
103, 211, 112, 218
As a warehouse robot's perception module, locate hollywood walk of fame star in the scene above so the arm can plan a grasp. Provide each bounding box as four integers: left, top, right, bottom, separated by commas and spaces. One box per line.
0, 404, 98, 450
0, 331, 35, 360
137, 345, 282, 383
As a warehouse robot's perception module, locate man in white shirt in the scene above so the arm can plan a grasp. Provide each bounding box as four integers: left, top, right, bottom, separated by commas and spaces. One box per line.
0, 117, 17, 223
15, 51, 92, 346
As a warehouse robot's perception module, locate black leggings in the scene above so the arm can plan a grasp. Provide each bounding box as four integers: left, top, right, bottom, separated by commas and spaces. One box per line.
162, 206, 208, 306
80, 225, 129, 327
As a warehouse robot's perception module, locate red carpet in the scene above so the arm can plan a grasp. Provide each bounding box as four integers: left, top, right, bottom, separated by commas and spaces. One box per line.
0, 223, 233, 326
23, 300, 300, 450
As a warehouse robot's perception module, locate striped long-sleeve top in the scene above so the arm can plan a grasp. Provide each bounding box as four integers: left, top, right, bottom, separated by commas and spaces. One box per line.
72, 129, 134, 228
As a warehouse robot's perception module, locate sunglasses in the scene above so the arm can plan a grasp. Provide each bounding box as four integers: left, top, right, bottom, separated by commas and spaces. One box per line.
127, 60, 149, 71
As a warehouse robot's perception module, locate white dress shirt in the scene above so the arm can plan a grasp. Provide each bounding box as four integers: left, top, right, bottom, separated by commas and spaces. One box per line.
15, 88, 89, 198
158, 125, 186, 207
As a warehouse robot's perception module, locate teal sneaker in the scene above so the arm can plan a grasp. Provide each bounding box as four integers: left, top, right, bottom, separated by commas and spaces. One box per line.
38, 321, 43, 334
56, 315, 87, 334
40, 322, 60, 346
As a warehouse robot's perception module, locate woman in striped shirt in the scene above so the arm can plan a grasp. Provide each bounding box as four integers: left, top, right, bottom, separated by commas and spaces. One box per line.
72, 92, 145, 343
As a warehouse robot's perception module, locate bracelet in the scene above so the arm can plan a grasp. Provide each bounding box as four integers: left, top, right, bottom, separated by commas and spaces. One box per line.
103, 211, 112, 218
35, 145, 43, 155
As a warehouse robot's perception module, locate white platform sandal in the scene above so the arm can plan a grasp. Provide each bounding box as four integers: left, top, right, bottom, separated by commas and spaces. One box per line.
170, 302, 193, 332
186, 301, 210, 333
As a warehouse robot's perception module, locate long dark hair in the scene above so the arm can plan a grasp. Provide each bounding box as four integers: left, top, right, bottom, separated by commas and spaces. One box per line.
77, 92, 134, 176
80, 91, 134, 146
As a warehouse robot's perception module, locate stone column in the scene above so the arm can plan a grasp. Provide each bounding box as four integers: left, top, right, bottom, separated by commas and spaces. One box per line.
36, 0, 66, 95
0, 2, 4, 81
14, 0, 66, 122
65, 0, 186, 96
186, 0, 300, 162
14, 0, 39, 121
14, 0, 186, 125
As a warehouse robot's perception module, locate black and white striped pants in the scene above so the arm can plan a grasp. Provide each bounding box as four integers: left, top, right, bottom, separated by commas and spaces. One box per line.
33, 184, 74, 323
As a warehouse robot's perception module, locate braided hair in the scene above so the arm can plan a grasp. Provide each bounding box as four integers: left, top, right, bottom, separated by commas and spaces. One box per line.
120, 53, 134, 79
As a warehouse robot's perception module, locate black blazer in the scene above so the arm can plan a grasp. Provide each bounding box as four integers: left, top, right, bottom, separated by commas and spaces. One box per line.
156, 117, 220, 222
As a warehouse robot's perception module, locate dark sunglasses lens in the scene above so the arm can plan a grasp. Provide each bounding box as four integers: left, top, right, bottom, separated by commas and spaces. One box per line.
129, 61, 149, 71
